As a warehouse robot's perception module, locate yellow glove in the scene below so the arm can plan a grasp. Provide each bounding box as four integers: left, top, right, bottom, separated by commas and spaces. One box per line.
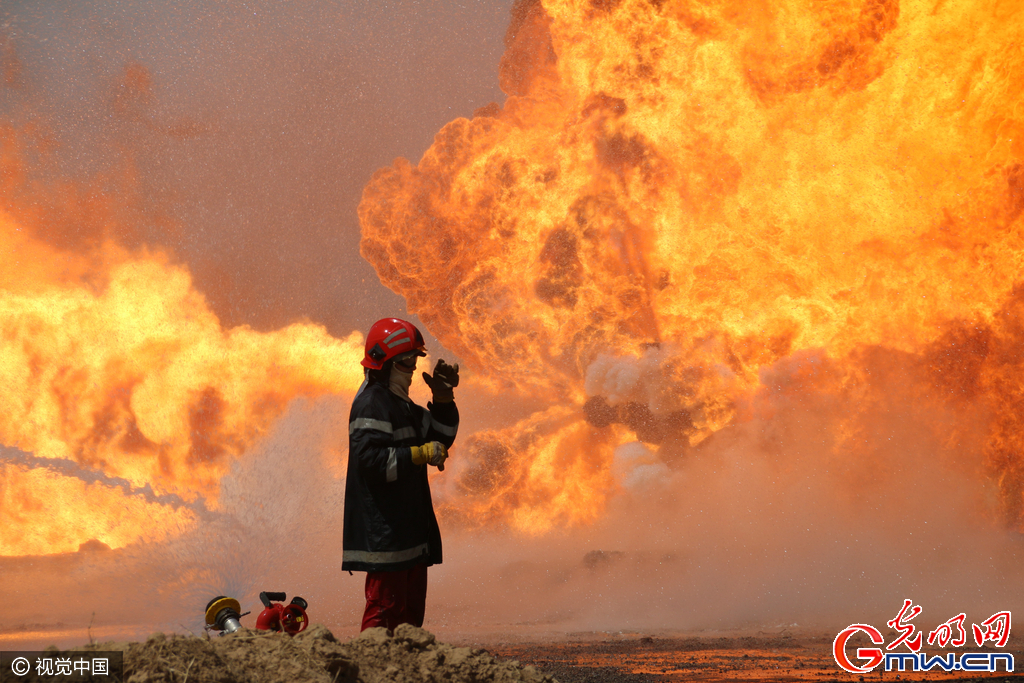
410, 441, 448, 470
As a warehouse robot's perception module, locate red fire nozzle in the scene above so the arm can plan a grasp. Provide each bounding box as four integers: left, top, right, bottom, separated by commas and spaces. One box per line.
254, 591, 308, 635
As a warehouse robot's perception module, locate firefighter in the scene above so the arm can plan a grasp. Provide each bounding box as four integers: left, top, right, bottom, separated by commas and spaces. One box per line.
342, 317, 459, 631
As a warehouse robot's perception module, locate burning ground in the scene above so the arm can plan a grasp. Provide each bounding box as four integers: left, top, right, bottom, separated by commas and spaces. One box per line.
2, 0, 1024, 666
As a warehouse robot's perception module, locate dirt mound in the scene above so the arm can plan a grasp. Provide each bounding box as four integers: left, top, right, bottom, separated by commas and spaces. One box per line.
75, 624, 554, 683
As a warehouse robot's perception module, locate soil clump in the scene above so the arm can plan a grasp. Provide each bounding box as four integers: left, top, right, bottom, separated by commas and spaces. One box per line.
44, 624, 554, 683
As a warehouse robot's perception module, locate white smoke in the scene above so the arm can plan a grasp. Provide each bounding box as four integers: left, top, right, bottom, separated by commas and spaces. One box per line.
613, 441, 670, 490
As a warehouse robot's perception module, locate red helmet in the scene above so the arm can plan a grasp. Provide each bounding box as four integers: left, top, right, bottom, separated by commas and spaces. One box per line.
362, 318, 427, 370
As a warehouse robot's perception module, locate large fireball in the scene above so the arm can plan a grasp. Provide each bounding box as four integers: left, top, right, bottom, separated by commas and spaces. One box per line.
359, 0, 1024, 533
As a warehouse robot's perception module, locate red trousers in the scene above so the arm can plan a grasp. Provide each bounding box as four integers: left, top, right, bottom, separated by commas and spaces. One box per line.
361, 564, 428, 631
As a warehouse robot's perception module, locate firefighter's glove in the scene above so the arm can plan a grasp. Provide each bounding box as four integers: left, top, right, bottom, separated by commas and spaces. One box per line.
411, 441, 448, 470
422, 359, 460, 403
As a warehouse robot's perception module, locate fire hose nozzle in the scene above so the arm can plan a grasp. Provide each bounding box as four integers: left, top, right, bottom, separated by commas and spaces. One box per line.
205, 596, 245, 635
255, 591, 309, 635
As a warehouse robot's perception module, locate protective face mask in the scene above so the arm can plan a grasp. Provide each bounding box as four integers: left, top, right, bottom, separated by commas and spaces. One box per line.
389, 365, 414, 401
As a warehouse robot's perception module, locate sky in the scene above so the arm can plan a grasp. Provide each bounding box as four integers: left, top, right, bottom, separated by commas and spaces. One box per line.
0, 0, 514, 340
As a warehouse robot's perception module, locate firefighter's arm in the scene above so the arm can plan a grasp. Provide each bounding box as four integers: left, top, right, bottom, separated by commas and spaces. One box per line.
424, 400, 459, 449
349, 410, 419, 484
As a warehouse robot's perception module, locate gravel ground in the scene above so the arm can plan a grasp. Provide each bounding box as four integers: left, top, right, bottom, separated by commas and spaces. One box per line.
486, 632, 1023, 683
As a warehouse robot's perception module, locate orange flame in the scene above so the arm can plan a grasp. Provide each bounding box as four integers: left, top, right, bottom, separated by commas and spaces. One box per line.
0, 134, 365, 555
360, 0, 1024, 532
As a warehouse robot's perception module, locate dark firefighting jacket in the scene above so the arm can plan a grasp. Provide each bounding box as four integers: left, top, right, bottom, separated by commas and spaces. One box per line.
341, 380, 459, 573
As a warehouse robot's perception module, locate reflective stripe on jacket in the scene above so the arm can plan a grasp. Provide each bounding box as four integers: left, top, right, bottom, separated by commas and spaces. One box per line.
341, 381, 459, 572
